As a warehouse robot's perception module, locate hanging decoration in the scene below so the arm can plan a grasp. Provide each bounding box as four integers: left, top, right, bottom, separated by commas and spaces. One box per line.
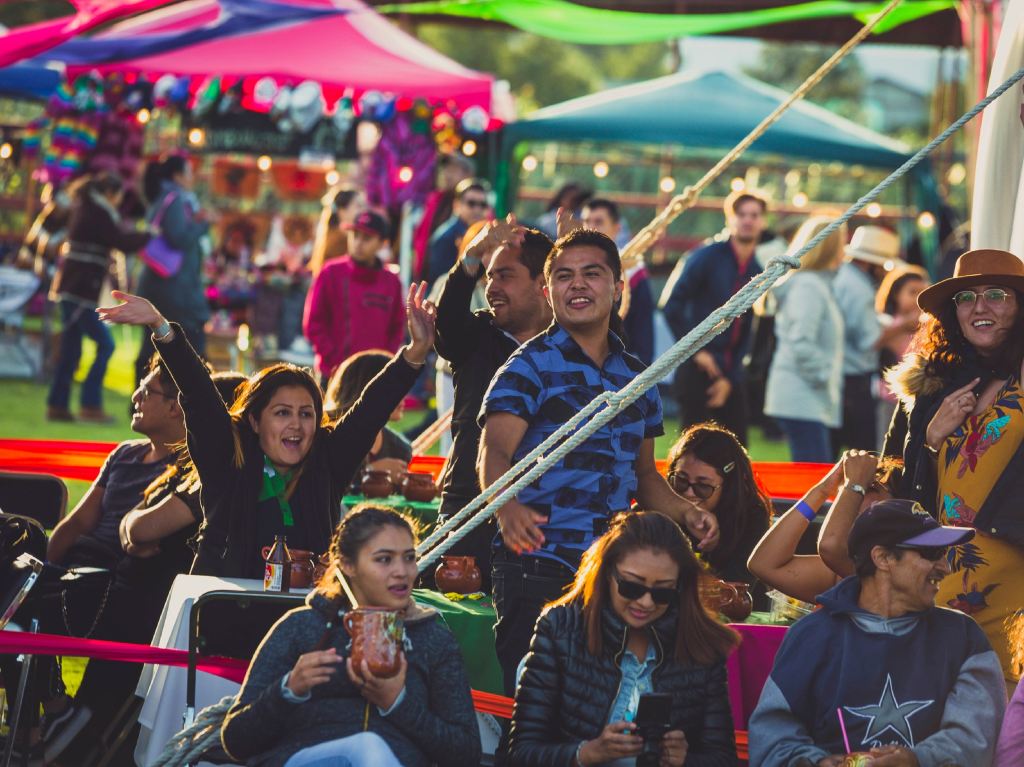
366, 111, 436, 208
375, 0, 956, 45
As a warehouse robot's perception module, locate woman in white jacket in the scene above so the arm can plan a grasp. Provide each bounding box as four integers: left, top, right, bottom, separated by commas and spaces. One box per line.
764, 216, 846, 462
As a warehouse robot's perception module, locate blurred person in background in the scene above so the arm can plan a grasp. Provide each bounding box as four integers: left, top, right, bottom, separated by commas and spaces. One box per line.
426, 178, 492, 287
660, 189, 768, 446
763, 216, 845, 463
47, 172, 150, 423
413, 154, 473, 282
309, 185, 363, 279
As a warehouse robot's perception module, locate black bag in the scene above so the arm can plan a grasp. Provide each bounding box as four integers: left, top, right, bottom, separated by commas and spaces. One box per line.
0, 513, 47, 570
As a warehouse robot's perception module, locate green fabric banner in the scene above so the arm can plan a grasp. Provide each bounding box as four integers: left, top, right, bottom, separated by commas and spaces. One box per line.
377, 0, 955, 45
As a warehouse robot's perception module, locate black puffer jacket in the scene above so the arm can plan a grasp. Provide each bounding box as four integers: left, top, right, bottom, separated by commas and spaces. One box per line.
509, 602, 737, 767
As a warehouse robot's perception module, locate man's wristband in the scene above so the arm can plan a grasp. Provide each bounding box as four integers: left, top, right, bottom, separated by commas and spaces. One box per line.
151, 320, 172, 342
794, 500, 817, 522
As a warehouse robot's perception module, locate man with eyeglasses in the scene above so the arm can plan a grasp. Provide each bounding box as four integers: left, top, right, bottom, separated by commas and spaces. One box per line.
749, 499, 1005, 767
426, 178, 492, 287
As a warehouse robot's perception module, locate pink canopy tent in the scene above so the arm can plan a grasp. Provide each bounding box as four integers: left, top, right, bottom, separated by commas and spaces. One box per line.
70, 0, 494, 112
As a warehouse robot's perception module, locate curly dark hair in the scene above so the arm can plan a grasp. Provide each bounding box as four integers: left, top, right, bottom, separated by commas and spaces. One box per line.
916, 290, 1024, 381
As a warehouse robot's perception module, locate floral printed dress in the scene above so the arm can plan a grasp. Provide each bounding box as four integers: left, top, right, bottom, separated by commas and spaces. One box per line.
936, 376, 1024, 682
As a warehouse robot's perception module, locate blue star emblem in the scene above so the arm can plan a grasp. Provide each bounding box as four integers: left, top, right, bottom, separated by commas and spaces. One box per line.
844, 674, 933, 747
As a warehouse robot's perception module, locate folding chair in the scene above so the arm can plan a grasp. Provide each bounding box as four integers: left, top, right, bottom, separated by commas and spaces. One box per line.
0, 266, 41, 379
0, 472, 68, 531
185, 590, 305, 765
0, 553, 44, 767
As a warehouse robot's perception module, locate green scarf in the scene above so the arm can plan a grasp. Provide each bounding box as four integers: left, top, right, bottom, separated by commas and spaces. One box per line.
259, 456, 295, 527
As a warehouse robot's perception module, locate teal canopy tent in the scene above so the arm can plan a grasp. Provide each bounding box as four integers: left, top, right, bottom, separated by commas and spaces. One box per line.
497, 69, 940, 260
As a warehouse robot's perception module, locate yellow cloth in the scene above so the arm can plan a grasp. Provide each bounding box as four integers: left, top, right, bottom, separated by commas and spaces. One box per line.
937, 377, 1024, 682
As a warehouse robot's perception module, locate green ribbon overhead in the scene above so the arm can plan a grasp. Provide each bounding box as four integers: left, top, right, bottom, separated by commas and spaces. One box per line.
376, 0, 955, 45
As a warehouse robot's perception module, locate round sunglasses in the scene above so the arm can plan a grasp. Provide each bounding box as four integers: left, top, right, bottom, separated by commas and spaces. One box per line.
666, 472, 721, 501
893, 545, 949, 561
613, 571, 678, 605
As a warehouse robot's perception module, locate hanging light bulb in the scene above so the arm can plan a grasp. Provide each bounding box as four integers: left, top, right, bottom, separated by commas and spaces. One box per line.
257, 155, 272, 172
188, 128, 205, 146
593, 161, 609, 178
659, 176, 676, 193
398, 166, 414, 183
917, 211, 936, 229
865, 203, 882, 218
730, 177, 745, 191
325, 169, 340, 186
0, 143, 12, 160
462, 139, 477, 157
521, 155, 538, 172
792, 192, 808, 208
136, 109, 151, 125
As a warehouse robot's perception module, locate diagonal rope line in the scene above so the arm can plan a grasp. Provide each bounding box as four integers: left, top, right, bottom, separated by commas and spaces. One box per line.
618, 0, 904, 268
416, 64, 1024, 573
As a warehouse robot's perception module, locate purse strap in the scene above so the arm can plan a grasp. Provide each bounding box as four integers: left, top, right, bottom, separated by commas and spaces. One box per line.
151, 192, 177, 228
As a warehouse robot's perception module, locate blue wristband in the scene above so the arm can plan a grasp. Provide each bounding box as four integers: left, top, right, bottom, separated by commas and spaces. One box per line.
794, 500, 817, 522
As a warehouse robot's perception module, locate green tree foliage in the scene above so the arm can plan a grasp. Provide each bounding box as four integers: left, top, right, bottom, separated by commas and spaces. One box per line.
415, 23, 672, 112
0, 1, 73, 27
743, 41, 867, 123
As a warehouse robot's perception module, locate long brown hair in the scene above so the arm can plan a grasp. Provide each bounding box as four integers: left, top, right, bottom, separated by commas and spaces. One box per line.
666, 423, 771, 572
551, 511, 739, 665
226, 364, 325, 469
914, 290, 1024, 381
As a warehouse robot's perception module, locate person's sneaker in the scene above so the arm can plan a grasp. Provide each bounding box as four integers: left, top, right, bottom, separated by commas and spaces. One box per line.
46, 407, 74, 422
42, 703, 91, 763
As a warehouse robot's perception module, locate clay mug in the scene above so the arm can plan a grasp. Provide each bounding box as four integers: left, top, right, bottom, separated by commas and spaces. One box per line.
260, 546, 317, 589
400, 471, 437, 502
361, 469, 394, 498
434, 556, 482, 594
343, 607, 404, 678
718, 581, 754, 622
698, 576, 739, 617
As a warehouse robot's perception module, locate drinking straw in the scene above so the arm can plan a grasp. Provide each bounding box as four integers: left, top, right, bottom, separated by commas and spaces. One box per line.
837, 708, 851, 754
335, 565, 360, 608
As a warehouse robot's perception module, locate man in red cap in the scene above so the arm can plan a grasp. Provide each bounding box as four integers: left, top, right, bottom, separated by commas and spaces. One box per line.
303, 210, 405, 380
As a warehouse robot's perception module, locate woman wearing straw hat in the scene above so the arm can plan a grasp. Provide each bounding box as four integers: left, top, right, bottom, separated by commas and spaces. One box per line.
885, 248, 1024, 685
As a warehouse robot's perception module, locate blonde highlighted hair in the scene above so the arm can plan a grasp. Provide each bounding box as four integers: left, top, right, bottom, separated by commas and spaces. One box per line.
791, 215, 847, 272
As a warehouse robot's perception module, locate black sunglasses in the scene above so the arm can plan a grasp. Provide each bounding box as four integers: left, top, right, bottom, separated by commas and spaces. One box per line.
462, 198, 489, 210
666, 472, 720, 501
894, 545, 949, 561
613, 571, 677, 605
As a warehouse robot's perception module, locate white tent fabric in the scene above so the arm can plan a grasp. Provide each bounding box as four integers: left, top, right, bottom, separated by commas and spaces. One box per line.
970, 0, 1024, 256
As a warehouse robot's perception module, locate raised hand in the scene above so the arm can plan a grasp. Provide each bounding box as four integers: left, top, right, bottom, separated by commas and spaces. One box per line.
925, 377, 980, 451
97, 290, 164, 329
403, 281, 437, 366
556, 206, 582, 239
842, 449, 879, 489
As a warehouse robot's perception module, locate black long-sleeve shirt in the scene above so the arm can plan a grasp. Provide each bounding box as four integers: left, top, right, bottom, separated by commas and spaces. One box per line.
433, 262, 520, 518
156, 325, 419, 578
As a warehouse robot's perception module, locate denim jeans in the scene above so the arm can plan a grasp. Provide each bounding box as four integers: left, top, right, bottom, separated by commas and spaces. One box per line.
775, 416, 833, 463
47, 300, 114, 410
283, 732, 402, 767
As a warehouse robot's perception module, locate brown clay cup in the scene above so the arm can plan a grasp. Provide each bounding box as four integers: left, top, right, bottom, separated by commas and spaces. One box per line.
400, 471, 437, 502
361, 469, 394, 499
434, 556, 482, 594
260, 546, 317, 589
719, 581, 754, 622
343, 607, 404, 678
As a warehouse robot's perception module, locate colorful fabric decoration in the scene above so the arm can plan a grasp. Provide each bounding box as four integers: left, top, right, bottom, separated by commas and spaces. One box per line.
366, 113, 436, 208
375, 0, 955, 44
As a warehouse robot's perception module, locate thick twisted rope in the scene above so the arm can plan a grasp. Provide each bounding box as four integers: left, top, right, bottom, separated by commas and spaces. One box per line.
618, 0, 903, 270
417, 64, 1024, 573
149, 696, 233, 767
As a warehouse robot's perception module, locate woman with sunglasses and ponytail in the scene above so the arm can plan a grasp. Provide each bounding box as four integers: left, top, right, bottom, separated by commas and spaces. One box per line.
884, 249, 1024, 686
508, 511, 739, 767
221, 503, 481, 766
665, 423, 771, 595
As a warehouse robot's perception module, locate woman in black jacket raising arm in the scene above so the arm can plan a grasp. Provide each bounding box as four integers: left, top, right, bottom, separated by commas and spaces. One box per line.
98, 285, 435, 577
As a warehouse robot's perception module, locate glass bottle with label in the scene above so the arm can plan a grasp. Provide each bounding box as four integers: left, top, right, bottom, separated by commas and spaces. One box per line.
264, 535, 292, 593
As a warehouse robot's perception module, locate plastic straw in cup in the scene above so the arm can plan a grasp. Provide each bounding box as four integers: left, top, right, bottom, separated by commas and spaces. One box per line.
837, 707, 851, 754
334, 566, 359, 608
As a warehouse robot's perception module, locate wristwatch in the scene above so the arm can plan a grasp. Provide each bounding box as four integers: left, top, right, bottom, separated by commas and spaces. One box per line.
844, 481, 867, 497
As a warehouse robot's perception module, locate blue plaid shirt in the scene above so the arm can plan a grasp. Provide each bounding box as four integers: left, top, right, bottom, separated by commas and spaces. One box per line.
480, 323, 663, 569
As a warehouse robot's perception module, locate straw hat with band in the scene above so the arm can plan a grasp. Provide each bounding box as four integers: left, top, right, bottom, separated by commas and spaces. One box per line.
916, 248, 1024, 317
845, 225, 905, 270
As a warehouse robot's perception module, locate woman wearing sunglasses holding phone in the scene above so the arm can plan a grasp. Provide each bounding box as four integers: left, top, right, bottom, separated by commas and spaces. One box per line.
508, 511, 739, 767
884, 248, 1024, 686
665, 424, 771, 599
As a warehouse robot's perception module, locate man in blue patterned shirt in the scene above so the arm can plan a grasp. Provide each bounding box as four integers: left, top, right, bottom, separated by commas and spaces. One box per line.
479, 228, 720, 694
